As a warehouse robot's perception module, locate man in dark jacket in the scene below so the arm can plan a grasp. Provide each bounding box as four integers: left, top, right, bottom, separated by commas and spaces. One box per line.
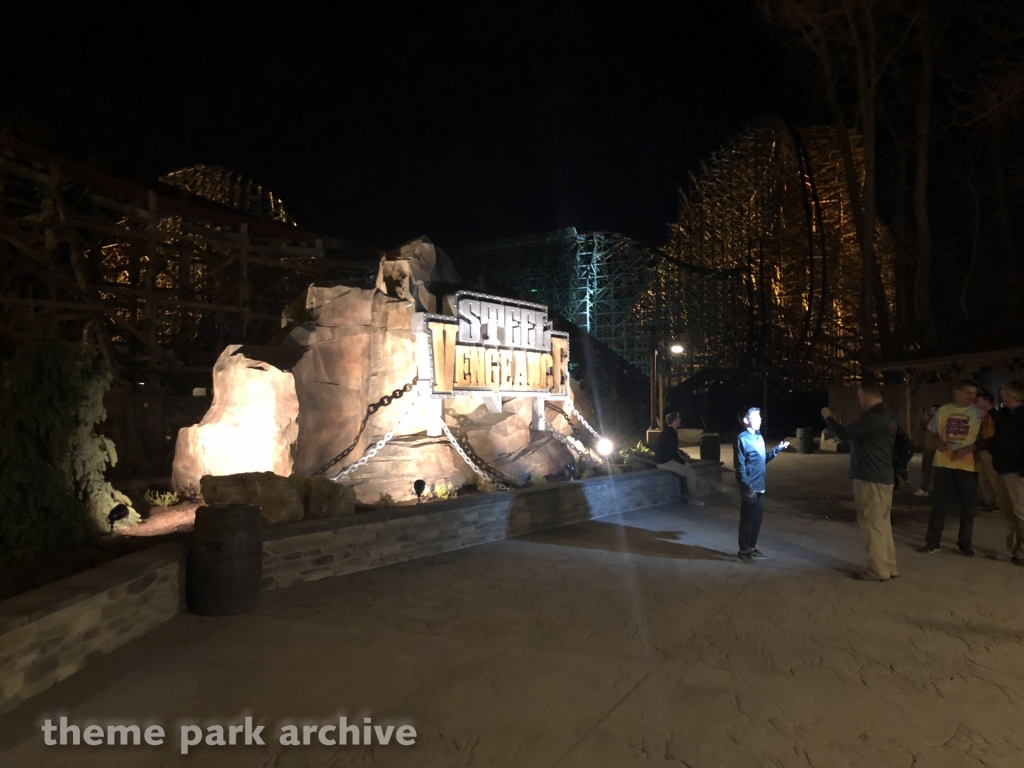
655, 412, 704, 506
822, 377, 898, 581
734, 407, 789, 562
990, 380, 1024, 562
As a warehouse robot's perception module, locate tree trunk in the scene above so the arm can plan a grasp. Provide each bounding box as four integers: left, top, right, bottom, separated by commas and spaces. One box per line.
892, 136, 911, 349
912, 2, 936, 347
861, 85, 893, 359
991, 115, 1021, 321
824, 88, 873, 362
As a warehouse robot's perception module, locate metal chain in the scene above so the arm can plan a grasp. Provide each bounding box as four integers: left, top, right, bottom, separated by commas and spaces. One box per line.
330, 393, 420, 482
438, 418, 508, 490
314, 376, 418, 477
562, 399, 603, 439
545, 423, 588, 458
328, 392, 602, 486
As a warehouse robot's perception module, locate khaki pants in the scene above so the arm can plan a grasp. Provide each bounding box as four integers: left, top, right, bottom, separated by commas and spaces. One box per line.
997, 473, 1024, 558
977, 450, 1004, 508
852, 480, 897, 580
658, 460, 697, 500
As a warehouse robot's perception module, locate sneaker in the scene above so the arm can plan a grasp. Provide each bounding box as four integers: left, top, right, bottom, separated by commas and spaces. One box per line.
959, 547, 975, 557
737, 551, 753, 563
748, 549, 768, 560
913, 488, 928, 497
685, 499, 706, 506
851, 571, 888, 582
922, 545, 941, 554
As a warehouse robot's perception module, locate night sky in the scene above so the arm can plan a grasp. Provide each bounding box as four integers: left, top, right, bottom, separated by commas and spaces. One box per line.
0, 1, 798, 250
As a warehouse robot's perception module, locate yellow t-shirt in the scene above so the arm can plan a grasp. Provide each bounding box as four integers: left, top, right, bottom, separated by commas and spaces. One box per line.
928, 404, 993, 472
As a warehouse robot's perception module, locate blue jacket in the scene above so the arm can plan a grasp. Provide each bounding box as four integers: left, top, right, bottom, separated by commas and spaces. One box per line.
734, 430, 782, 494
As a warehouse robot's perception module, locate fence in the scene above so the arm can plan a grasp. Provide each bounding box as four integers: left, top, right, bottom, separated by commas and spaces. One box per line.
102, 393, 211, 484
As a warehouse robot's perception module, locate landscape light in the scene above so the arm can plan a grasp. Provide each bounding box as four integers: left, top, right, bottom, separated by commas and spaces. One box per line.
596, 438, 614, 456
669, 344, 684, 355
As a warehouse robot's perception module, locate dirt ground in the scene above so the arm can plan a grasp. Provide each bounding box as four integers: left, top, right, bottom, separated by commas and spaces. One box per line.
2, 447, 1022, 767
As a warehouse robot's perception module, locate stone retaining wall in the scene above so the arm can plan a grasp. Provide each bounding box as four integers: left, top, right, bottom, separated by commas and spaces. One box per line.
261, 469, 680, 590
0, 469, 684, 713
0, 544, 183, 715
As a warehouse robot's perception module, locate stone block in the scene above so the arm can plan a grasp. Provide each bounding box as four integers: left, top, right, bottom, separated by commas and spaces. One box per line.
201, 472, 304, 524
289, 476, 356, 519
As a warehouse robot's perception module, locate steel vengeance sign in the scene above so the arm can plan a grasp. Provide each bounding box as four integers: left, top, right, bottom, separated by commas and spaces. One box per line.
416, 292, 569, 397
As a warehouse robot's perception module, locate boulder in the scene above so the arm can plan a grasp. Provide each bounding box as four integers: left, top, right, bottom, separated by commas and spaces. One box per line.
461, 411, 532, 465
171, 347, 299, 494
288, 290, 428, 477
502, 396, 534, 426
289, 475, 356, 518
343, 434, 472, 504
494, 432, 575, 484
200, 472, 304, 524
375, 237, 460, 313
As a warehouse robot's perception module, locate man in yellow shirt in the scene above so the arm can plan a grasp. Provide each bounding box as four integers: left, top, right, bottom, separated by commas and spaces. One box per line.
923, 379, 994, 556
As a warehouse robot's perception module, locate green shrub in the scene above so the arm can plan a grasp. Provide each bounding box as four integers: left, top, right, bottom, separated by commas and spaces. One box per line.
144, 489, 180, 508
0, 322, 140, 563
0, 324, 136, 562
476, 476, 497, 493
529, 474, 548, 486
430, 481, 457, 500
0, 331, 88, 562
619, 439, 655, 471
374, 493, 396, 508
68, 349, 137, 532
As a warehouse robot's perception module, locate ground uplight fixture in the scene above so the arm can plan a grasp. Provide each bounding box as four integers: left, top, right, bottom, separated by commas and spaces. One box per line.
107, 503, 129, 533
669, 343, 684, 355
596, 438, 614, 456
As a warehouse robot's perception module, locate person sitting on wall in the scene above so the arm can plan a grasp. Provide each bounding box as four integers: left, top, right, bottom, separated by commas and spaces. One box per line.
655, 412, 705, 506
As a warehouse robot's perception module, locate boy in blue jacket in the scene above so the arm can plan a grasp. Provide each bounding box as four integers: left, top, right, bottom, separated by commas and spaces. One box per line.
734, 407, 789, 562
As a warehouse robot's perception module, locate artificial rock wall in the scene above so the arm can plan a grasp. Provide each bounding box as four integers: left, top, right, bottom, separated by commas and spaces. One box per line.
172, 237, 582, 505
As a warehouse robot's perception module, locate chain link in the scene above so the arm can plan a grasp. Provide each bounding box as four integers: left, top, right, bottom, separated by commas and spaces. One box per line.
562, 399, 603, 440
327, 392, 605, 485
545, 423, 588, 458
314, 376, 418, 477
330, 393, 420, 482
438, 418, 508, 490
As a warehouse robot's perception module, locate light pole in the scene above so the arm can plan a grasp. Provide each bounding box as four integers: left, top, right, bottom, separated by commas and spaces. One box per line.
649, 342, 685, 431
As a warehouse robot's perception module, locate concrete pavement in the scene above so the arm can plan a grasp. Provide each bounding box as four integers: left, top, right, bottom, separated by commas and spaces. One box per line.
2, 450, 1023, 767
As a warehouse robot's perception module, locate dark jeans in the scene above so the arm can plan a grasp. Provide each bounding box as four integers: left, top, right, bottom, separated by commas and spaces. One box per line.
921, 446, 936, 492
926, 467, 979, 550
739, 492, 765, 552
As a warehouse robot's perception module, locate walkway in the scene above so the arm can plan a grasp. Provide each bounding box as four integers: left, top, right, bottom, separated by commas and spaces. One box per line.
2, 450, 1023, 767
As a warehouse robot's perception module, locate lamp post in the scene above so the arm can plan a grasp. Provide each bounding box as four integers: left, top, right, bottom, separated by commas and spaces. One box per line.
649, 342, 685, 431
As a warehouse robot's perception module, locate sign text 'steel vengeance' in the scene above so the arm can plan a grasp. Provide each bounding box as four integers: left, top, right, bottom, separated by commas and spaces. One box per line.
419, 292, 569, 397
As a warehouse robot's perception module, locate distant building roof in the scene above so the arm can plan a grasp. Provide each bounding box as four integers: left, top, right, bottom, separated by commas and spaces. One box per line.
869, 345, 1024, 372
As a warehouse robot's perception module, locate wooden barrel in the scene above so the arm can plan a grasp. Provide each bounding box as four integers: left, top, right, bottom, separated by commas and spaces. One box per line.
795, 428, 816, 454
699, 433, 721, 462
187, 504, 262, 616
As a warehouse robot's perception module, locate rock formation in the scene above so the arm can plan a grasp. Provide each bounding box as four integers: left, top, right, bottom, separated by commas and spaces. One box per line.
171, 348, 299, 494
172, 236, 592, 509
